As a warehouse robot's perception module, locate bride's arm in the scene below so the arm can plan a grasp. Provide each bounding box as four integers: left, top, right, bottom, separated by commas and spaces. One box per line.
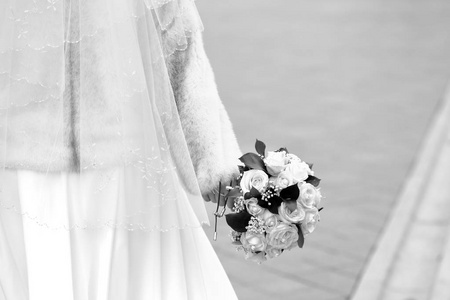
167, 31, 241, 202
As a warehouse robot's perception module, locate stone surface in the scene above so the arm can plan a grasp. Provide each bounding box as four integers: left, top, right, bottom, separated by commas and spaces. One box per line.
352, 80, 450, 300
196, 1, 450, 299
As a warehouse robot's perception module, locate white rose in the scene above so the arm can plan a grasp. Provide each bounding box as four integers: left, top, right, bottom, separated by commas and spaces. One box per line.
241, 232, 267, 252
286, 153, 301, 163
278, 202, 305, 224
301, 207, 320, 235
258, 209, 273, 220
266, 222, 299, 250
265, 246, 282, 259
245, 251, 267, 264
245, 198, 265, 216
274, 171, 295, 190
258, 210, 279, 233
284, 161, 312, 183
298, 183, 321, 208
264, 151, 288, 176
240, 170, 269, 194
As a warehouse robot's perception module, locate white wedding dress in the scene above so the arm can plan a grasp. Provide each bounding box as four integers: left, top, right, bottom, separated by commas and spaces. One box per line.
0, 0, 238, 299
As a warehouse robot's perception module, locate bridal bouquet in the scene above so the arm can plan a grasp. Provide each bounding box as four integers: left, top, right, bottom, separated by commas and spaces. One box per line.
223, 140, 323, 263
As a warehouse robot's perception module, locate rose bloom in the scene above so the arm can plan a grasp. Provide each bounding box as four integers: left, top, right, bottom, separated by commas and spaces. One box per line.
278, 202, 305, 224
266, 222, 299, 250
265, 246, 282, 259
258, 209, 273, 220
258, 209, 279, 233
245, 251, 267, 264
301, 207, 320, 235
274, 171, 295, 190
245, 198, 265, 216
263, 151, 288, 176
284, 161, 312, 183
240, 169, 269, 194
286, 153, 301, 163
240, 232, 267, 252
298, 183, 322, 208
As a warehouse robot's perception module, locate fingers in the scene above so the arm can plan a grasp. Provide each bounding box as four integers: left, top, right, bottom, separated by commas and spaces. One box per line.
202, 192, 214, 203
203, 181, 240, 208
203, 194, 210, 202
203, 191, 228, 207
226, 197, 235, 209
208, 192, 217, 203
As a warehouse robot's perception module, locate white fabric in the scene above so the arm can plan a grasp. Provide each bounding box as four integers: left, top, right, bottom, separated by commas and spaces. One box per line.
0, 0, 209, 227
0, 169, 238, 300
0, 1, 237, 298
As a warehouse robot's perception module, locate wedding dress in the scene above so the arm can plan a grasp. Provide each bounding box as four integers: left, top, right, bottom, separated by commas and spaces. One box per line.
0, 0, 238, 299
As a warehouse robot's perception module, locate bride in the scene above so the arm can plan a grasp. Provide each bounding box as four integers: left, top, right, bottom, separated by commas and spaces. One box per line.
0, 0, 240, 299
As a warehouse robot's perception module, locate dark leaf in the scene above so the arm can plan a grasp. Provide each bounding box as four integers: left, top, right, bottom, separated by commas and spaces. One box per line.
255, 139, 266, 157
284, 200, 297, 212
238, 165, 244, 173
276, 147, 289, 153
239, 153, 266, 171
257, 199, 268, 208
238, 165, 250, 174
280, 184, 300, 201
226, 188, 242, 198
250, 187, 260, 197
244, 187, 261, 200
225, 210, 252, 232
306, 162, 313, 170
258, 196, 283, 214
318, 207, 324, 212
295, 224, 305, 248
305, 175, 321, 187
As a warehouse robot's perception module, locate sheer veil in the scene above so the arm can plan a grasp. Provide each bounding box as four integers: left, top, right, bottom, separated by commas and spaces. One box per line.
0, 0, 209, 230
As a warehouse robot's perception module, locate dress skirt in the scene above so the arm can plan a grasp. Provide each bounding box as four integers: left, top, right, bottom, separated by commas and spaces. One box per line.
0, 169, 238, 300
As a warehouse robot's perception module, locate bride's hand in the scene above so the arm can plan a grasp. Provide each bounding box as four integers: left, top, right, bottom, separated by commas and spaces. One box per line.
203, 178, 238, 208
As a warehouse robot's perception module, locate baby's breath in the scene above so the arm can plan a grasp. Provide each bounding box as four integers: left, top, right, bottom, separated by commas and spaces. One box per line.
229, 230, 243, 243
233, 196, 245, 213
246, 216, 266, 234
261, 185, 279, 205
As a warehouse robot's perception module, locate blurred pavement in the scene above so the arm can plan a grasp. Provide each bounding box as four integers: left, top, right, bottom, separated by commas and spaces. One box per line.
352, 72, 450, 300
196, 1, 450, 299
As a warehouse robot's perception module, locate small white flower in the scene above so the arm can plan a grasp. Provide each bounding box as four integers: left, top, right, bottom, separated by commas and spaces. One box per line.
286, 153, 302, 163
278, 202, 305, 224
264, 151, 288, 176
265, 246, 282, 259
301, 207, 320, 235
240, 170, 269, 194
245, 198, 265, 216
274, 171, 295, 190
241, 232, 267, 252
298, 183, 322, 208
266, 222, 299, 250
258, 210, 279, 233
284, 161, 312, 183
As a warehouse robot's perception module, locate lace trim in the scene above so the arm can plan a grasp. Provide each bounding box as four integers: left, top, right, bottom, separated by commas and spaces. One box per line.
0, 201, 208, 232
1, 0, 202, 53
0, 72, 63, 90
0, 79, 153, 109
0, 0, 203, 109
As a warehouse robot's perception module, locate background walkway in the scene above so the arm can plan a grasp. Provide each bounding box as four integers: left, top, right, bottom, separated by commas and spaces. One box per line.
196, 1, 450, 299
352, 78, 450, 300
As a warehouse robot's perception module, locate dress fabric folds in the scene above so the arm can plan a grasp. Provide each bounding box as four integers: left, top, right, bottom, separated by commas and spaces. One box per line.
0, 169, 237, 300
0, 0, 238, 299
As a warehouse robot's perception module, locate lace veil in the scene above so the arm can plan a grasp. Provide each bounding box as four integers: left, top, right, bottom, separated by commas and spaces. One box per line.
0, 0, 209, 230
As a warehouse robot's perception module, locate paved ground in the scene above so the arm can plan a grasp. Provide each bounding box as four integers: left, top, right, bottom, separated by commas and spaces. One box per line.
352, 89, 450, 299
196, 1, 450, 299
